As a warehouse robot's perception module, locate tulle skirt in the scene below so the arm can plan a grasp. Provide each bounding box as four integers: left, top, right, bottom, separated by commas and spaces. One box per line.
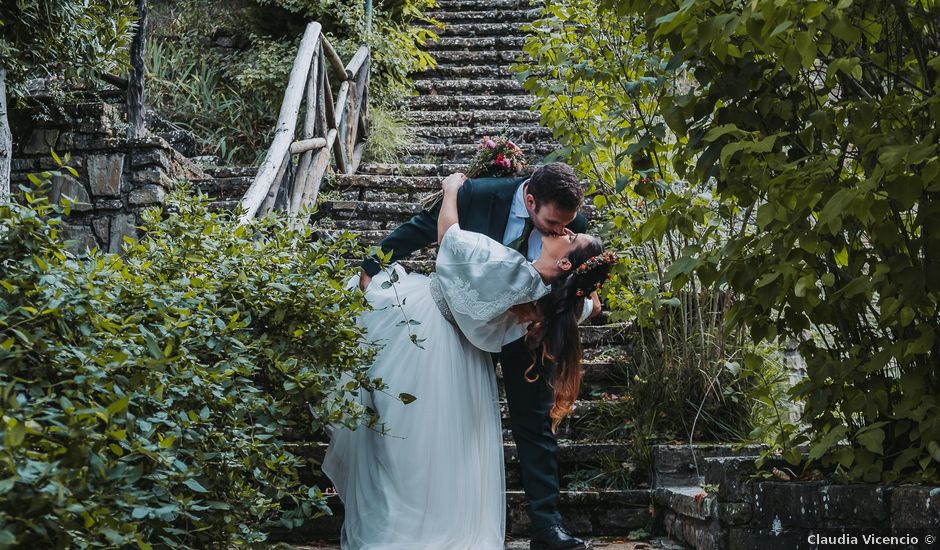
322, 265, 506, 550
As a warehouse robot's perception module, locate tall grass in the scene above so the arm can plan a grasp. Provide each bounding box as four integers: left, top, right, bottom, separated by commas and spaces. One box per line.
146, 39, 276, 164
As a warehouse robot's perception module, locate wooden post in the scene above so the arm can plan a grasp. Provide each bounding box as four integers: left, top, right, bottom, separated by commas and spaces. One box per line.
239, 22, 322, 223
127, 0, 148, 140
364, 0, 373, 33
0, 67, 12, 201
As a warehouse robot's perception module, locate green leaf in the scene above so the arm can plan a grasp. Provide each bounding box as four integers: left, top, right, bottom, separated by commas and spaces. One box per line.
183, 478, 209, 493
398, 393, 417, 404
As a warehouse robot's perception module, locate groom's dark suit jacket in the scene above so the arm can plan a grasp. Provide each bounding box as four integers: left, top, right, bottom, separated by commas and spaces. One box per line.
361, 176, 588, 277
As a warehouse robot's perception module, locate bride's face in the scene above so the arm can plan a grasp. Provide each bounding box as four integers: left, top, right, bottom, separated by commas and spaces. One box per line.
539, 229, 586, 272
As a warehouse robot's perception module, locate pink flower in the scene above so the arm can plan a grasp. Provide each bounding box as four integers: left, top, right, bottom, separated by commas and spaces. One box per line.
485, 138, 497, 150
494, 154, 511, 170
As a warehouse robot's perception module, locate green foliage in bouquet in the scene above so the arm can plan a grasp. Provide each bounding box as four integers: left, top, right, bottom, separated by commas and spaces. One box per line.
0, 163, 381, 546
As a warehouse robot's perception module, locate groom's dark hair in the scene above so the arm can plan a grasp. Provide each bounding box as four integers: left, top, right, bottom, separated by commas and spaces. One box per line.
527, 162, 583, 212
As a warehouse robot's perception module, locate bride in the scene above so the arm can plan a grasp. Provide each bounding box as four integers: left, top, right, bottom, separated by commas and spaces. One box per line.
323, 172, 615, 550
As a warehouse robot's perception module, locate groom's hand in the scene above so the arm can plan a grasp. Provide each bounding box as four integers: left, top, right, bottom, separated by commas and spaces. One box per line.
359, 271, 372, 291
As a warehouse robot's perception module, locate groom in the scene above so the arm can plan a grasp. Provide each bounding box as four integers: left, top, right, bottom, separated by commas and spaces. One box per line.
359, 162, 598, 550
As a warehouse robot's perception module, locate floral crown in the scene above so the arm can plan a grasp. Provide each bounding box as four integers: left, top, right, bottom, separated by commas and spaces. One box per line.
574, 251, 617, 297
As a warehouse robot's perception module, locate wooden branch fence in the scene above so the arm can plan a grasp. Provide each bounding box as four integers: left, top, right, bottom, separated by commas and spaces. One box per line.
237, 22, 371, 224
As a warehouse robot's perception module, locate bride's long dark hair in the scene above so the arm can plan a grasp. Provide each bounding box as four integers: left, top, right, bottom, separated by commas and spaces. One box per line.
525, 237, 615, 432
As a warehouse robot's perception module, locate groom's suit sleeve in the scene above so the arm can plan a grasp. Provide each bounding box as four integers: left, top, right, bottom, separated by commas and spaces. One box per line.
360, 181, 475, 277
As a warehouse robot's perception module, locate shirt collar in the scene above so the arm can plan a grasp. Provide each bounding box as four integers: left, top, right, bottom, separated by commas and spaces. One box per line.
512, 179, 530, 219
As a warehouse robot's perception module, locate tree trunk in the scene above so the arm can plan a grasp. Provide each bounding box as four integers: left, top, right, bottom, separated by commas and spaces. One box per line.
0, 67, 12, 202
127, 0, 148, 140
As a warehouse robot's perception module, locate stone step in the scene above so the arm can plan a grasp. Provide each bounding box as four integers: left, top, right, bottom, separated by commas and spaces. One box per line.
425, 49, 525, 64
429, 9, 537, 23
401, 141, 557, 163
415, 124, 551, 143
431, 0, 533, 11
275, 489, 652, 541
417, 63, 518, 79
427, 35, 528, 51
408, 108, 540, 126
357, 162, 472, 176
414, 78, 526, 95
428, 21, 530, 37
407, 93, 535, 111
652, 444, 769, 488
294, 440, 639, 492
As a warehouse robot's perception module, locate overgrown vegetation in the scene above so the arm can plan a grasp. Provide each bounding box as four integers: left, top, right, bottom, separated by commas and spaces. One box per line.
519, 0, 939, 483
147, 0, 437, 164
0, 0, 138, 197
0, 163, 382, 546
518, 1, 792, 476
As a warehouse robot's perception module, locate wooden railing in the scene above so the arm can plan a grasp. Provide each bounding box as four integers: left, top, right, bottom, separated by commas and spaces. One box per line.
238, 22, 371, 224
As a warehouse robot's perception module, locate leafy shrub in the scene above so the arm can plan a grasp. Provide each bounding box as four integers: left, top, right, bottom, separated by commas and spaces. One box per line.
0, 0, 137, 97
520, 0, 940, 483
0, 165, 380, 546
517, 0, 790, 467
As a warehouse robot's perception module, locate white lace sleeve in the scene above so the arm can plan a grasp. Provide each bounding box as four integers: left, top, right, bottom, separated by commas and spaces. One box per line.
435, 225, 549, 352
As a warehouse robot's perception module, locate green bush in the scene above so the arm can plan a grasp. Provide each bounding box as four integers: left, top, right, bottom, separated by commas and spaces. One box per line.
0, 165, 381, 546
520, 0, 940, 483
517, 0, 790, 468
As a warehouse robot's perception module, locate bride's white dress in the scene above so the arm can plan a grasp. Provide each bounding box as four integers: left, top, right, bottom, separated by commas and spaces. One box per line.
323, 224, 550, 550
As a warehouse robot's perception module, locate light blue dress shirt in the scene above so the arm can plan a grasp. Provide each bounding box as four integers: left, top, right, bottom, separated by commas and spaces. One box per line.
501, 180, 543, 261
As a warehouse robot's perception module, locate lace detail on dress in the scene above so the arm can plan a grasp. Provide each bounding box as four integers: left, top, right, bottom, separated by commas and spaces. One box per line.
446, 274, 533, 321
442, 225, 476, 257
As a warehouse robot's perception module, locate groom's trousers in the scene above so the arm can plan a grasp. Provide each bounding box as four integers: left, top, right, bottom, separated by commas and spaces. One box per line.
496, 336, 562, 530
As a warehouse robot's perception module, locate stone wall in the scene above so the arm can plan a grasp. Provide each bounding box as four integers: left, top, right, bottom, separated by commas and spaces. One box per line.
8, 100, 208, 253
651, 445, 940, 549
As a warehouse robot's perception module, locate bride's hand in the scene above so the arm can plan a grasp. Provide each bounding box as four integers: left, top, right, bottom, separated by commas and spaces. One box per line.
441, 172, 467, 194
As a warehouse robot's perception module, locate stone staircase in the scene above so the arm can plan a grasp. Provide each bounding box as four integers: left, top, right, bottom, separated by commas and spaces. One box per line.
183, 0, 658, 545
265, 0, 656, 544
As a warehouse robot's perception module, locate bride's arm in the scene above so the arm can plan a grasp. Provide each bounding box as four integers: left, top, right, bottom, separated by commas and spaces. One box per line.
437, 172, 467, 244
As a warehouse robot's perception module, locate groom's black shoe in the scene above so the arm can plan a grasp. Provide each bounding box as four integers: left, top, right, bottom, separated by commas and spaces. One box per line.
530, 524, 588, 550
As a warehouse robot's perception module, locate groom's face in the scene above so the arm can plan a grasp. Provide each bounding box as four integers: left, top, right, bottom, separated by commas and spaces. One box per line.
525, 194, 578, 237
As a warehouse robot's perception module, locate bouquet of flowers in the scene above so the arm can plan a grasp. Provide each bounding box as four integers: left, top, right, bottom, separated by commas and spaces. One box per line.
466, 135, 527, 178
421, 136, 528, 209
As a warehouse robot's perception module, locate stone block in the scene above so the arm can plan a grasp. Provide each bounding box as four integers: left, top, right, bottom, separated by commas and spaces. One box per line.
51, 175, 92, 212
23, 129, 59, 154
821, 484, 889, 526
59, 223, 98, 254
718, 501, 752, 526
92, 218, 111, 245
11, 158, 38, 171
86, 154, 125, 196
109, 213, 138, 254
130, 166, 169, 187
597, 507, 651, 532
131, 150, 172, 171
752, 481, 825, 529
128, 184, 166, 205
703, 456, 758, 503
94, 199, 124, 210
890, 486, 940, 530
